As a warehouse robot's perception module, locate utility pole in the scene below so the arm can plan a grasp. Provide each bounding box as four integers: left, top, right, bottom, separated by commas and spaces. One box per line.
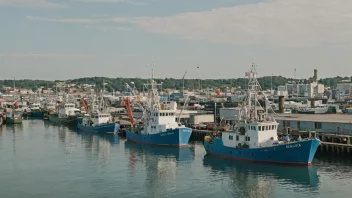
271, 73, 273, 92
182, 71, 187, 95
197, 65, 200, 97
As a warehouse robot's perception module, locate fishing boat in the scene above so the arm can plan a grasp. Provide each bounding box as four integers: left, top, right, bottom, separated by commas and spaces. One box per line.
297, 106, 328, 114
124, 71, 192, 146
204, 64, 321, 166
77, 97, 120, 134
6, 109, 23, 124
48, 103, 80, 124
77, 113, 119, 134
29, 103, 42, 117
42, 102, 56, 119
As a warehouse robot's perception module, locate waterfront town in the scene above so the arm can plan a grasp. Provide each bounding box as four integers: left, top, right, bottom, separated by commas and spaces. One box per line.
2, 1, 352, 197
1, 68, 352, 155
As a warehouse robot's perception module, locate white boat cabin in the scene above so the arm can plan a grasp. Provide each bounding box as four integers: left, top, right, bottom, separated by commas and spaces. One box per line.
81, 113, 112, 127
143, 101, 183, 134
44, 102, 56, 110
58, 103, 80, 117
221, 108, 279, 149
30, 103, 41, 111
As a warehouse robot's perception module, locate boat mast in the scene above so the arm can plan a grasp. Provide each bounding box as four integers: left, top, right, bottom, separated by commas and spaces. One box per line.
13, 77, 15, 102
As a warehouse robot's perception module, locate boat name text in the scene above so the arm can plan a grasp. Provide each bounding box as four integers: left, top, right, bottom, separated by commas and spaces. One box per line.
160, 132, 174, 136
286, 144, 301, 149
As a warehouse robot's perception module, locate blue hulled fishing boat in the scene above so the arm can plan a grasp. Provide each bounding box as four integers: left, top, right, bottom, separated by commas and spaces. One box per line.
77, 113, 120, 134
29, 103, 42, 117
204, 64, 321, 166
125, 71, 192, 146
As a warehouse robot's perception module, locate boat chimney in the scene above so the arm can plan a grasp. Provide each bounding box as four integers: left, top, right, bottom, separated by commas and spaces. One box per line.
258, 110, 263, 121
310, 99, 315, 108
279, 96, 284, 113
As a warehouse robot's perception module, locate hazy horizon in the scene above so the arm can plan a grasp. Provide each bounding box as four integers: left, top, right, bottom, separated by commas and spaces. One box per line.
1, 0, 352, 80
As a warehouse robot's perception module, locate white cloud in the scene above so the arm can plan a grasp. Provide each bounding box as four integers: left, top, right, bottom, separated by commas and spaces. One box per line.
26, 0, 352, 47
26, 16, 101, 23
76, 0, 144, 5
85, 25, 131, 31
26, 16, 135, 24
129, 0, 352, 47
0, 53, 94, 58
0, 0, 66, 8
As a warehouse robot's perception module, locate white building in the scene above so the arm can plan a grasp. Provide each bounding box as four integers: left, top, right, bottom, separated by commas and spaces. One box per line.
336, 83, 352, 100
282, 82, 324, 98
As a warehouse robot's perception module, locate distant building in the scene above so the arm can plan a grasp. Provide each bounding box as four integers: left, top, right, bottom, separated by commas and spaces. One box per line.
277, 69, 324, 98
169, 92, 184, 101
335, 82, 352, 101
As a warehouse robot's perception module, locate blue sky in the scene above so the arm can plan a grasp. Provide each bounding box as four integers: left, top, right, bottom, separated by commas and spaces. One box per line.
1, 0, 352, 80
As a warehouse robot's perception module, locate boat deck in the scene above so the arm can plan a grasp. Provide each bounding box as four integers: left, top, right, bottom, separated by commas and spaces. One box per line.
274, 113, 352, 124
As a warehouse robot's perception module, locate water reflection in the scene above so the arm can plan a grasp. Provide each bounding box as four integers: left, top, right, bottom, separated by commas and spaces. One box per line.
1, 123, 24, 132
314, 153, 352, 179
0, 123, 24, 154
78, 131, 120, 168
124, 142, 195, 197
203, 155, 320, 198
124, 141, 195, 163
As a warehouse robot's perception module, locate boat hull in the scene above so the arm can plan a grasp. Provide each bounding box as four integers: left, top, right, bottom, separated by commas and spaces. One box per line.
6, 117, 23, 124
297, 110, 315, 114
204, 137, 320, 166
49, 114, 78, 125
126, 128, 192, 146
31, 111, 43, 117
77, 123, 120, 134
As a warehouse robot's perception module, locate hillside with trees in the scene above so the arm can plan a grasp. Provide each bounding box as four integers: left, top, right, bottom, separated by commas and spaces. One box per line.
0, 75, 351, 93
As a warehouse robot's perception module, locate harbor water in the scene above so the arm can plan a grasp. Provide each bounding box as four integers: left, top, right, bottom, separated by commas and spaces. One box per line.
1, 119, 352, 198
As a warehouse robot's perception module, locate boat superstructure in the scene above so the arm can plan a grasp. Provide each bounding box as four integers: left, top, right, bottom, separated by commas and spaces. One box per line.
204, 63, 321, 165
49, 103, 80, 124
125, 69, 192, 146
78, 91, 120, 134
29, 103, 42, 117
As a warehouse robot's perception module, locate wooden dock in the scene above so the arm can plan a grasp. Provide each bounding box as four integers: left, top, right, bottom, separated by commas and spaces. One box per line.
319, 142, 352, 154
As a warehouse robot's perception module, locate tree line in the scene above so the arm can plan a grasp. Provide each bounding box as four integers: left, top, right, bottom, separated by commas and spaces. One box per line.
0, 75, 351, 93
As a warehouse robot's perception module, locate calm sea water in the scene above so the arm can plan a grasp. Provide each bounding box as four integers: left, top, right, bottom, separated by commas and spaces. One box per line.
1, 119, 352, 198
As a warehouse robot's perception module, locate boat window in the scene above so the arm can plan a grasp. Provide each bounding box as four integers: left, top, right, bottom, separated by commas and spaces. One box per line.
246, 136, 251, 141
236, 135, 239, 141
266, 126, 268, 130
259, 126, 262, 131
229, 135, 233, 140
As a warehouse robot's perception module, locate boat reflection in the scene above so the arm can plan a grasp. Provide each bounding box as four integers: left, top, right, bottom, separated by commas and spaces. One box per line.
125, 141, 195, 197
0, 122, 24, 132
124, 141, 195, 163
203, 154, 320, 197
78, 131, 120, 146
